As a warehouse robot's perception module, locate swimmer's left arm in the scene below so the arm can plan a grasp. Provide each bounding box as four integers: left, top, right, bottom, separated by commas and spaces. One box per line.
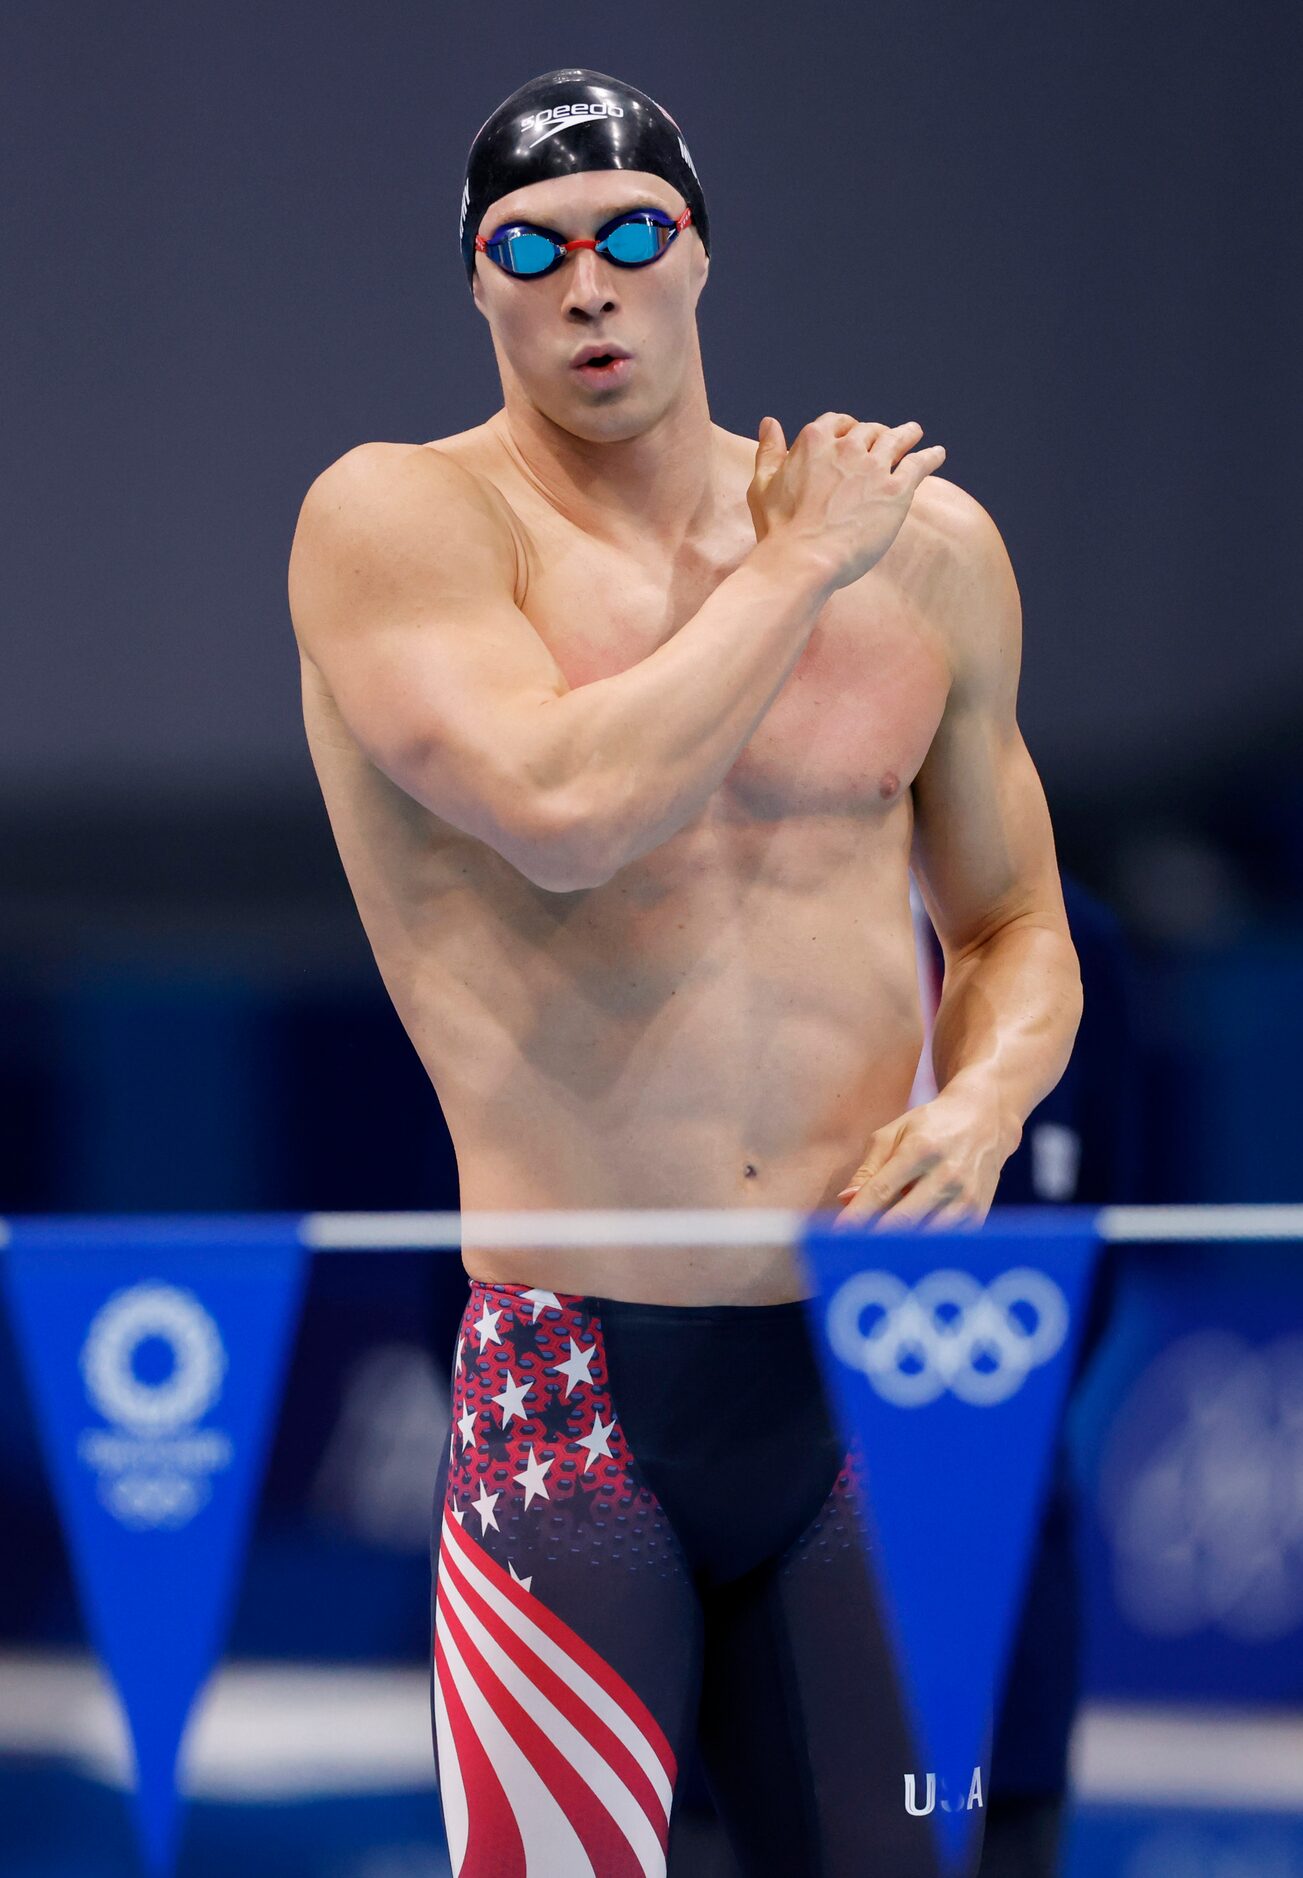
836, 485, 1084, 1231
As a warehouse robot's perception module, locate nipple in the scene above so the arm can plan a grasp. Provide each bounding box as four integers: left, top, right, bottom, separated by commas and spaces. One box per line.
878, 770, 901, 800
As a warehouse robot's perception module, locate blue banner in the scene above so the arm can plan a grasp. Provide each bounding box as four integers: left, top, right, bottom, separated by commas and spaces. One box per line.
799, 1208, 1101, 1876
1072, 1241, 1303, 1705
2, 1216, 308, 1877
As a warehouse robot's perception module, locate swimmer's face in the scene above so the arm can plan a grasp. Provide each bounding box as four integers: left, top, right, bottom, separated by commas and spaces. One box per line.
471, 169, 709, 443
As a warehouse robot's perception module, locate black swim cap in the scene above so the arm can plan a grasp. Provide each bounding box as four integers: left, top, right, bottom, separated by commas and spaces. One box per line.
459, 68, 709, 289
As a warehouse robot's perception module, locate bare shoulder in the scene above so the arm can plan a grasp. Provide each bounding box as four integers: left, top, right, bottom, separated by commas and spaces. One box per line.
714, 425, 1011, 587
291, 438, 518, 586
296, 438, 503, 535
897, 475, 1022, 710
288, 439, 519, 658
904, 473, 1014, 579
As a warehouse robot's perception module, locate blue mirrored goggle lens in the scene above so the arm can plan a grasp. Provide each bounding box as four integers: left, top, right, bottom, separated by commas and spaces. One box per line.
601, 216, 667, 264
490, 211, 676, 277
501, 230, 563, 276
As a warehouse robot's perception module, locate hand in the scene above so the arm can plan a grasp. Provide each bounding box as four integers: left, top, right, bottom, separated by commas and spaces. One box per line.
747, 411, 946, 589
829, 1087, 1007, 1234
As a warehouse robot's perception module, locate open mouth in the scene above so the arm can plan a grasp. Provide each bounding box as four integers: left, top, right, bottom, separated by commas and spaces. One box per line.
572, 351, 633, 385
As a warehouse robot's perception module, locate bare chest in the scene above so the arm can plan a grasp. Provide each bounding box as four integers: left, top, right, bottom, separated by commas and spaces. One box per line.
520, 533, 952, 818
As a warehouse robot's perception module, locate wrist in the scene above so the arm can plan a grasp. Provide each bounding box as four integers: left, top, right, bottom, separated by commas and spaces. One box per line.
746, 532, 841, 606
932, 1070, 1024, 1163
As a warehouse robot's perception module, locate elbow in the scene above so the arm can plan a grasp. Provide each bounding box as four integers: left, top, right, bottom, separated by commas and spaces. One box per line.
511, 782, 625, 893
1063, 930, 1085, 1025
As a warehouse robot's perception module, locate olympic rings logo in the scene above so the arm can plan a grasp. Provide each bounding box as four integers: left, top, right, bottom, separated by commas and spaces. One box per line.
825, 1267, 1070, 1407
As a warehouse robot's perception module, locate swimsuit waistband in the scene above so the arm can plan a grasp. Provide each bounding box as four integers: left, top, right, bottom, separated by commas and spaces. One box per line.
467, 1275, 813, 1326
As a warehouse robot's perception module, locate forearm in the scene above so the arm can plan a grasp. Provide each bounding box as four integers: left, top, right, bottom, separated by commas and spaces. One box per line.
928, 917, 1084, 1160
548, 536, 836, 880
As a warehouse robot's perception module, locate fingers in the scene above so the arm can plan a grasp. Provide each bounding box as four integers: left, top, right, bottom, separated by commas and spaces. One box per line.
865, 420, 923, 467
838, 1147, 940, 1223
838, 420, 890, 455
870, 1175, 968, 1233
841, 1184, 977, 1234
836, 1122, 904, 1202
810, 412, 862, 437
892, 443, 947, 494
749, 418, 789, 529
925, 1199, 979, 1232
800, 415, 944, 475
839, 417, 947, 488
868, 422, 946, 487
794, 413, 865, 450
833, 1129, 987, 1235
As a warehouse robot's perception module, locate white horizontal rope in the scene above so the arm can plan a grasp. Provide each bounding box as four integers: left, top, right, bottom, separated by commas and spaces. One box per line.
1097, 1204, 1303, 1242
2, 1208, 1297, 1253
299, 1204, 1303, 1252
300, 1208, 806, 1250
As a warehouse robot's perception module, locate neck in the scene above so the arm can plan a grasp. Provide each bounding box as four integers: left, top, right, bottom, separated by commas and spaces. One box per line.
488, 348, 719, 553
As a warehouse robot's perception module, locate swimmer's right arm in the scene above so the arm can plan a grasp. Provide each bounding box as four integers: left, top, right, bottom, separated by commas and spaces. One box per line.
288, 420, 942, 891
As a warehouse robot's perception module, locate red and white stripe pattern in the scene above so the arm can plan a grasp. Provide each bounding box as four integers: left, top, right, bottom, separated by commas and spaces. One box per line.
433, 1503, 678, 1876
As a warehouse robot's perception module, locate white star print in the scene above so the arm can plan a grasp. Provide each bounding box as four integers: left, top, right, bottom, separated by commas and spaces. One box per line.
513, 1444, 554, 1510
508, 1559, 534, 1594
451, 1505, 466, 1526
521, 1288, 561, 1323
490, 1371, 533, 1426
457, 1406, 478, 1450
455, 1332, 465, 1374
552, 1336, 598, 1398
471, 1484, 500, 1534
576, 1410, 616, 1473
474, 1302, 504, 1351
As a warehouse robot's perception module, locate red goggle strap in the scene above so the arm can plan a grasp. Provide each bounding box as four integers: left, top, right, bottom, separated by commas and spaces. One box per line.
475, 206, 692, 255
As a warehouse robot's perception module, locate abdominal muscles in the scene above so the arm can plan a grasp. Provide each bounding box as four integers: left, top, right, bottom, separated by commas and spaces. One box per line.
380, 805, 925, 1215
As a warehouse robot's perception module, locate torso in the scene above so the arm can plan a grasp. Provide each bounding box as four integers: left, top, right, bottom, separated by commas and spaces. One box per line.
299, 421, 957, 1303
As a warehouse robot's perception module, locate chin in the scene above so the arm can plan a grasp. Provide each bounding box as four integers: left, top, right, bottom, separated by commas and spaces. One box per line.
555, 397, 656, 444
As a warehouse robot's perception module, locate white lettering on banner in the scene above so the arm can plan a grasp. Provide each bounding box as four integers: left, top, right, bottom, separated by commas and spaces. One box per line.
904, 1772, 935, 1816
78, 1283, 234, 1530
826, 1268, 1070, 1406
903, 1768, 985, 1816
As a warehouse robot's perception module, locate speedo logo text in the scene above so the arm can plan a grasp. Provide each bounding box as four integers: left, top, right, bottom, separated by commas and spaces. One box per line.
521, 102, 625, 146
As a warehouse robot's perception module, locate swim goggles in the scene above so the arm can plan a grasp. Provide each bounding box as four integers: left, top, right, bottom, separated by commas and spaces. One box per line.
475, 205, 693, 279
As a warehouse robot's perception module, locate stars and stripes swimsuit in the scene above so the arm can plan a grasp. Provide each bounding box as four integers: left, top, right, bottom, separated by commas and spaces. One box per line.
430, 1278, 951, 1877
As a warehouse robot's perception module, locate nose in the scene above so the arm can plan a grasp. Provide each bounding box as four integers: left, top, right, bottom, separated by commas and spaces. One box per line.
561, 244, 619, 318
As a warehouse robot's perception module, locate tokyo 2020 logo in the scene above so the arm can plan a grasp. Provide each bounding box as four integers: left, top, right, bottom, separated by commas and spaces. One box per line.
78, 1283, 233, 1529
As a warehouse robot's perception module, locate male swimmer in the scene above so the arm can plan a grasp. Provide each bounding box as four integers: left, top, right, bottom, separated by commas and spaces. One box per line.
288, 68, 1083, 1878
